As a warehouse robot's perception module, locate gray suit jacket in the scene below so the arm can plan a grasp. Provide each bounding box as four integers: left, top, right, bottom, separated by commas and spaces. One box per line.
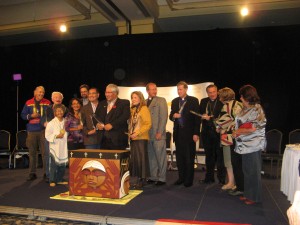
147, 96, 168, 140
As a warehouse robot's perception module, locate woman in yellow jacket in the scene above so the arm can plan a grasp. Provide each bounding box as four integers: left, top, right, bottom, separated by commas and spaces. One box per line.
128, 91, 152, 189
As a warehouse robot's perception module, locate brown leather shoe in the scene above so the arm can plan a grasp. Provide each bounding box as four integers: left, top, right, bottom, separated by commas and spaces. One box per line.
147, 179, 156, 184
155, 181, 166, 186
26, 174, 37, 181
174, 180, 184, 185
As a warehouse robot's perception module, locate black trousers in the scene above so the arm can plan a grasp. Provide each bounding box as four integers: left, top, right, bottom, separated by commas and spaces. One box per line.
231, 146, 244, 191
202, 130, 226, 182
101, 136, 127, 150
174, 130, 196, 186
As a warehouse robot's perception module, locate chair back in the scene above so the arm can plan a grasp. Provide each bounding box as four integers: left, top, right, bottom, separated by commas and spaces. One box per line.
265, 129, 283, 155
289, 129, 300, 144
15, 130, 28, 150
0, 130, 11, 152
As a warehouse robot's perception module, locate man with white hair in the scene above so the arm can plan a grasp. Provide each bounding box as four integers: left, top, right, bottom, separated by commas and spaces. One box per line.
97, 84, 130, 150
21, 86, 51, 181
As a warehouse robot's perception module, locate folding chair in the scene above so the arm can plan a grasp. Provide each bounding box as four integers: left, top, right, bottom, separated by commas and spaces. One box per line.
289, 129, 300, 144
262, 129, 283, 178
12, 130, 29, 168
166, 131, 177, 170
0, 130, 12, 168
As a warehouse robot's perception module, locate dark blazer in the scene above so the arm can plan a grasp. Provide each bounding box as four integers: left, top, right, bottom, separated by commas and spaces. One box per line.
199, 97, 223, 134
169, 95, 200, 142
97, 98, 130, 149
81, 102, 102, 146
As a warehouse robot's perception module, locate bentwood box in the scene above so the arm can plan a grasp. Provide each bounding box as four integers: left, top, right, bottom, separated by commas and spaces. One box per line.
69, 149, 130, 199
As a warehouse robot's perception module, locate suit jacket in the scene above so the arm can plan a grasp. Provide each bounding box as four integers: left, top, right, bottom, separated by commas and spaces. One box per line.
97, 98, 130, 148
199, 97, 223, 135
169, 95, 200, 142
81, 102, 102, 146
146, 96, 168, 140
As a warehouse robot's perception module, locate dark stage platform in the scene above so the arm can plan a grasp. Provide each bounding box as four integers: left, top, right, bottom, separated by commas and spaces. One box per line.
0, 166, 291, 225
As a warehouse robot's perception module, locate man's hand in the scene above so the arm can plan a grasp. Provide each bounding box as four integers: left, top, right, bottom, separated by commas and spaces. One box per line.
96, 123, 104, 130
31, 113, 40, 118
193, 135, 199, 143
88, 129, 96, 135
173, 113, 181, 119
104, 123, 113, 131
202, 114, 212, 121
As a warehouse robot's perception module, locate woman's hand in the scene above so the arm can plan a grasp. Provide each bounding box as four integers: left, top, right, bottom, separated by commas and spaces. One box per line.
232, 130, 237, 138
56, 133, 64, 139
130, 132, 138, 140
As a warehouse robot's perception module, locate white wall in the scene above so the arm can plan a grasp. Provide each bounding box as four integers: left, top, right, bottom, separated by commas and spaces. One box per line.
118, 82, 213, 150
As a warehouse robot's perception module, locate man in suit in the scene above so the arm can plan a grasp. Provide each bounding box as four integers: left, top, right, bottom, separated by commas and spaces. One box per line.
199, 84, 226, 184
169, 81, 200, 187
146, 83, 168, 186
81, 87, 102, 149
96, 84, 130, 150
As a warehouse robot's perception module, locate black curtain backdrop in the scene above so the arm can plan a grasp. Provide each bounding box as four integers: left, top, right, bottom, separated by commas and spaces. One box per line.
1, 25, 300, 149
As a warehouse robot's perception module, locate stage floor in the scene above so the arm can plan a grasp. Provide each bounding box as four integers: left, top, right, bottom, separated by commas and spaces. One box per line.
0, 166, 291, 225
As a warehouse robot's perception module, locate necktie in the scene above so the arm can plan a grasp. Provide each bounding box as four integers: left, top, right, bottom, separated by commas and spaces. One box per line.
178, 98, 186, 127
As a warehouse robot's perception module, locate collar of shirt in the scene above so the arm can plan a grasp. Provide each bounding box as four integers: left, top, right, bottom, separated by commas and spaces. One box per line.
107, 99, 116, 107
91, 102, 98, 113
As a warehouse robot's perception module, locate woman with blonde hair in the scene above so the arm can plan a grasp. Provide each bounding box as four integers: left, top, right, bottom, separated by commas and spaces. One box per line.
128, 91, 152, 189
215, 87, 243, 192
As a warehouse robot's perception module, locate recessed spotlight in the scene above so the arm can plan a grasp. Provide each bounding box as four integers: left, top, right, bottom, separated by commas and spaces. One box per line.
59, 24, 67, 33
240, 7, 249, 17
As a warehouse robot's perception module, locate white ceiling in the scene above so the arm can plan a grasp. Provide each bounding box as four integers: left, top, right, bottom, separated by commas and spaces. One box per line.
0, 0, 300, 46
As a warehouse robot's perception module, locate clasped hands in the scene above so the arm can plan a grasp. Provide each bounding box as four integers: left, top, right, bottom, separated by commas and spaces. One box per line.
31, 112, 40, 118
96, 123, 113, 131
202, 113, 213, 121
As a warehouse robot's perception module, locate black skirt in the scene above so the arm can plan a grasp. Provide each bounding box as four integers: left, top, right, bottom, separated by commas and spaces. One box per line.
129, 140, 150, 178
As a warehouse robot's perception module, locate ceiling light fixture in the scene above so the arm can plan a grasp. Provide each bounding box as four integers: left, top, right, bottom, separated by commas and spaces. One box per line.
240, 7, 249, 17
59, 24, 67, 33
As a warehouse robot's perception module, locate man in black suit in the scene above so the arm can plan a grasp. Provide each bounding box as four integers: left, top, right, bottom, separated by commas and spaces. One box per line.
96, 84, 130, 150
169, 81, 200, 187
199, 84, 226, 184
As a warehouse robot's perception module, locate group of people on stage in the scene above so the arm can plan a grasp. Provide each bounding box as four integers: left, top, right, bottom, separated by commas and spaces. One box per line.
21, 81, 266, 205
